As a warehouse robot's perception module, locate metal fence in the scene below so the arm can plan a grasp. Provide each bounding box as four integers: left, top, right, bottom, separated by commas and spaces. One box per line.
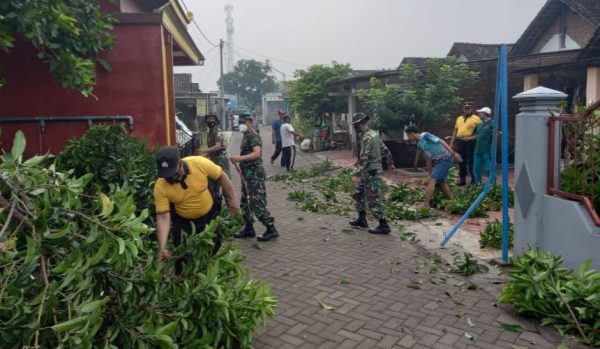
547, 100, 600, 226
177, 131, 200, 158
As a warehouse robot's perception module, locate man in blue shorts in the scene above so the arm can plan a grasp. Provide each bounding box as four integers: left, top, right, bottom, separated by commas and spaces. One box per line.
405, 126, 463, 208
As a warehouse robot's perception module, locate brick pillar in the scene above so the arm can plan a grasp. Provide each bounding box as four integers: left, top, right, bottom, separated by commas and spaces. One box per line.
512, 86, 567, 255
586, 67, 600, 106
523, 74, 539, 91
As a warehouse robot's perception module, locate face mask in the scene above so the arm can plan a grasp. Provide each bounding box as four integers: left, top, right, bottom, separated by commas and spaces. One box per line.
207, 122, 216, 128
238, 124, 248, 133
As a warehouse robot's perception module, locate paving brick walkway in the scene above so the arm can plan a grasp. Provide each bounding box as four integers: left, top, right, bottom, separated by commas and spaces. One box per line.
227, 128, 585, 349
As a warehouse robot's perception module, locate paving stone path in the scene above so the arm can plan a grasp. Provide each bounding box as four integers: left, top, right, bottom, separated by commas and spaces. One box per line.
226, 127, 585, 349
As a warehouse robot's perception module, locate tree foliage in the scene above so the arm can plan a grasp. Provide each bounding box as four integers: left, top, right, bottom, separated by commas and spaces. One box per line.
56, 125, 156, 214
358, 57, 479, 131
0, 131, 276, 348
218, 59, 277, 112
287, 62, 353, 118
0, 0, 115, 96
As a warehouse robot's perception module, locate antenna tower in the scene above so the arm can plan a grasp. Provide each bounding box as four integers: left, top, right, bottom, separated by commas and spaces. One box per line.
224, 5, 234, 73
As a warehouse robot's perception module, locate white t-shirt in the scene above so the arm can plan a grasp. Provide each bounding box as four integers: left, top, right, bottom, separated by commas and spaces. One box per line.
280, 123, 296, 147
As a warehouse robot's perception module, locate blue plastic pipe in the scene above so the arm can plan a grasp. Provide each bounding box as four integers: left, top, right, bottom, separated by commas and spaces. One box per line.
499, 45, 510, 263
440, 45, 508, 250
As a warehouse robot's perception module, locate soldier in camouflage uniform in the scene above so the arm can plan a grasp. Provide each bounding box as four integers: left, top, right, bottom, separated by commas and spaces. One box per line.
230, 116, 279, 242
198, 114, 230, 209
350, 113, 395, 234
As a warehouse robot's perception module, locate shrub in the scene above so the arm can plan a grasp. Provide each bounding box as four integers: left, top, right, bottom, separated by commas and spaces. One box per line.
560, 133, 600, 214
499, 248, 600, 346
0, 131, 276, 348
56, 125, 157, 213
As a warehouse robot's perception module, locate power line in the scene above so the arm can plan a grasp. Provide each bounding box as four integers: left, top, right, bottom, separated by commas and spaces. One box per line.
233, 45, 307, 68
180, 0, 219, 47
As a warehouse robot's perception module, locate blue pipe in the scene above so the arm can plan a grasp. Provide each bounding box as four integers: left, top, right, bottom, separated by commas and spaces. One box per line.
499, 45, 510, 263
440, 45, 508, 248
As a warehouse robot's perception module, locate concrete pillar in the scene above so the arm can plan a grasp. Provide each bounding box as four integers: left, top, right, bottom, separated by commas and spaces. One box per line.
523, 74, 539, 91
348, 94, 357, 154
586, 66, 600, 106
512, 87, 567, 255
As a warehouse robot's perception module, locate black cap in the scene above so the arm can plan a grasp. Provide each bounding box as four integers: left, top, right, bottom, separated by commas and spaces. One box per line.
156, 146, 180, 178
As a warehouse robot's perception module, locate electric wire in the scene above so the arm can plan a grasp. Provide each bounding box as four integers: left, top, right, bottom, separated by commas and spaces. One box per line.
233, 45, 306, 68
179, 0, 219, 47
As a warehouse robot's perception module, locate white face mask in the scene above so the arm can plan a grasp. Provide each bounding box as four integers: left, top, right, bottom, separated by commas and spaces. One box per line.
238, 124, 248, 133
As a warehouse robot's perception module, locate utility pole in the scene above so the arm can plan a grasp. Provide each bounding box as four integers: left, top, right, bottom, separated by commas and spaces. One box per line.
224, 5, 234, 73
270, 66, 288, 114
219, 39, 226, 129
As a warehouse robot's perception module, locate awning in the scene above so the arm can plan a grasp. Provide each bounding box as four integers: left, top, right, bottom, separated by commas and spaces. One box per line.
160, 0, 205, 66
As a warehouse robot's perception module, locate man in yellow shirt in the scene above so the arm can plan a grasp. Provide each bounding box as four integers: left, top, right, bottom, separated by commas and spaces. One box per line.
450, 102, 481, 186
153, 146, 239, 274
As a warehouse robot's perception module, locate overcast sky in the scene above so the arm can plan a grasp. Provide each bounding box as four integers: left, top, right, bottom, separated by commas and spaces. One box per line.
175, 0, 547, 92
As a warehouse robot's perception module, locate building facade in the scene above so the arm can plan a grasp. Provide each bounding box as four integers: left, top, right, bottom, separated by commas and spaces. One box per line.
0, 0, 204, 156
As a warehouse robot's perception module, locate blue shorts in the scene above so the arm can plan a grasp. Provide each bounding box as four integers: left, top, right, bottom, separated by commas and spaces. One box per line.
431, 157, 453, 182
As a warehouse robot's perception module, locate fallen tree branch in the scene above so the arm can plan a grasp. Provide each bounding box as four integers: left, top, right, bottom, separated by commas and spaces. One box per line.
0, 194, 34, 232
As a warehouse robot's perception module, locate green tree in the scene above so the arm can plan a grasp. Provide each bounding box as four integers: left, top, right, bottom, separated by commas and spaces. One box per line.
218, 59, 277, 112
0, 0, 115, 96
288, 62, 353, 118
358, 57, 479, 132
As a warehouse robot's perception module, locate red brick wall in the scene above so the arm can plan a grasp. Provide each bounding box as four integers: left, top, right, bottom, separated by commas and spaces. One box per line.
0, 23, 170, 156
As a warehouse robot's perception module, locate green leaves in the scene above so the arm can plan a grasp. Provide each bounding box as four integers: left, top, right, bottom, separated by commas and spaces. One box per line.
218, 59, 277, 112
56, 125, 157, 217
499, 321, 524, 333
358, 57, 479, 132
499, 248, 600, 346
80, 297, 110, 313
287, 62, 353, 118
0, 0, 115, 96
452, 253, 489, 276
318, 299, 334, 310
479, 219, 514, 249
0, 131, 276, 348
11, 130, 26, 161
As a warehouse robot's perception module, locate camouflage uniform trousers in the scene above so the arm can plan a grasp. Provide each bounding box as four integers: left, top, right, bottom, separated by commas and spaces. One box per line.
352, 170, 385, 219
240, 163, 274, 226
208, 154, 231, 201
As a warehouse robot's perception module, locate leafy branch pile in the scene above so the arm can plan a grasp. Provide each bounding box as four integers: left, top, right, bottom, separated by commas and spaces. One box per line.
452, 252, 489, 276
0, 132, 276, 348
431, 183, 514, 218
276, 162, 435, 220
499, 248, 600, 346
56, 125, 157, 216
479, 219, 514, 249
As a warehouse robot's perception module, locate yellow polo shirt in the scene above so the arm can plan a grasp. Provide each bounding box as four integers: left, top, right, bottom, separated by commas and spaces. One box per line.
154, 156, 222, 219
455, 115, 481, 138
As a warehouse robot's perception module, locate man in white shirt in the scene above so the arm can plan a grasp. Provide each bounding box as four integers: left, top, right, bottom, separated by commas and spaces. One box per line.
280, 115, 304, 171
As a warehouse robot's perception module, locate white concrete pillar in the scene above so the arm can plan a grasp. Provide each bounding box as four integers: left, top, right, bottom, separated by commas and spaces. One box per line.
586, 66, 600, 106
348, 94, 357, 154
513, 87, 567, 255
523, 74, 539, 91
